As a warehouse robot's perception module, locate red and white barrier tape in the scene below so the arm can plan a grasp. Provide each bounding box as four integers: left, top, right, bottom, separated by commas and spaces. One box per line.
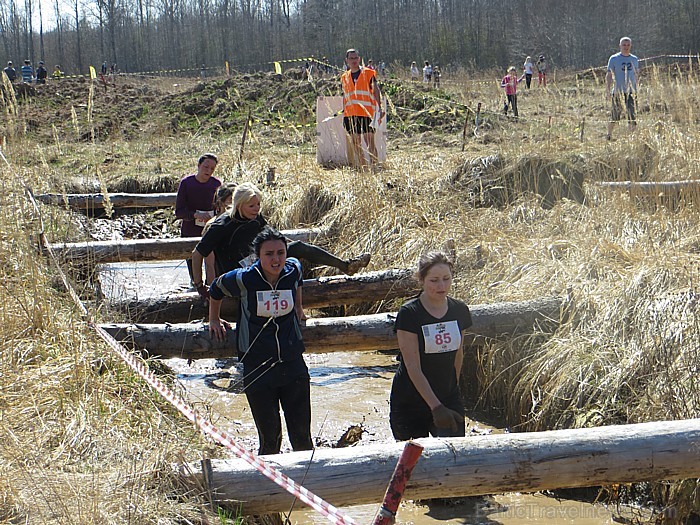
91, 325, 359, 525
7, 159, 361, 525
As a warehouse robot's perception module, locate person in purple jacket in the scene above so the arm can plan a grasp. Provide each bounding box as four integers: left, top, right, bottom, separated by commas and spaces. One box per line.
175, 153, 222, 286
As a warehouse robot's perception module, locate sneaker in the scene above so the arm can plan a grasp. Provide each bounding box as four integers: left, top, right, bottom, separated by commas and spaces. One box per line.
346, 253, 371, 275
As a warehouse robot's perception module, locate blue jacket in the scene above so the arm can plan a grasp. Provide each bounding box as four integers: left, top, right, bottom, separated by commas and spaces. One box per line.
20, 65, 33, 83
210, 257, 306, 388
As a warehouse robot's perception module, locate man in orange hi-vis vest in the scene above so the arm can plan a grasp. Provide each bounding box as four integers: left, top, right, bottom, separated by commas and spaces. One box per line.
341, 48, 383, 169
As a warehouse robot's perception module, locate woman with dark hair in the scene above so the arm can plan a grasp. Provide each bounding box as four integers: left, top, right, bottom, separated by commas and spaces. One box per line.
208, 226, 312, 455
175, 153, 221, 286
389, 251, 472, 440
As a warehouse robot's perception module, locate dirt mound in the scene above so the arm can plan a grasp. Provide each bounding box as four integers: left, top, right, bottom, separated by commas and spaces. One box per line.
6, 72, 465, 141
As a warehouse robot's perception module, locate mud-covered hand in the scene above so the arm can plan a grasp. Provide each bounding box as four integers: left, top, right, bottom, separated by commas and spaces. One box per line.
196, 284, 210, 299
431, 404, 461, 432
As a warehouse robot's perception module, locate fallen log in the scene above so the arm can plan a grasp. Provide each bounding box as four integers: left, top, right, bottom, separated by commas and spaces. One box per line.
594, 180, 700, 198
109, 268, 419, 322
46, 228, 324, 263
99, 296, 564, 358
36, 192, 177, 210
182, 418, 700, 515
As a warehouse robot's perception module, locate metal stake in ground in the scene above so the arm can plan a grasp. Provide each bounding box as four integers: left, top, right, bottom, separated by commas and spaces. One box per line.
372, 441, 423, 525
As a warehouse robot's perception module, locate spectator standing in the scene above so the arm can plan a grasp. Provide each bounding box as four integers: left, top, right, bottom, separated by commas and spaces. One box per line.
410, 61, 420, 81
341, 48, 383, 170
3, 61, 16, 82
35, 61, 47, 84
606, 36, 639, 140
523, 56, 534, 89
432, 65, 441, 88
101, 61, 107, 75
20, 60, 33, 83
422, 61, 432, 83
52, 65, 63, 79
501, 66, 525, 118
536, 54, 547, 87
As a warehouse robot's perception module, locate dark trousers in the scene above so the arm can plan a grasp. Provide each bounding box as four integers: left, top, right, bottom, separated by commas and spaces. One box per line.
245, 376, 313, 455
504, 94, 519, 117
390, 391, 465, 441
525, 73, 532, 89
287, 241, 347, 273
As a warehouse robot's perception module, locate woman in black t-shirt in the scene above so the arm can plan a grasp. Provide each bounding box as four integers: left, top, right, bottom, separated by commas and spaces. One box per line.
390, 251, 472, 440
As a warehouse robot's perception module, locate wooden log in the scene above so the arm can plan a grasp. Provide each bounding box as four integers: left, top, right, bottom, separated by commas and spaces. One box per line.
36, 192, 177, 209
594, 180, 700, 197
109, 269, 418, 322
180, 418, 700, 515
46, 228, 324, 263
98, 296, 564, 358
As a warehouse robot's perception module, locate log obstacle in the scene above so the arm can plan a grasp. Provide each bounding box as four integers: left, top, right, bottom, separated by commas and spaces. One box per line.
36, 192, 177, 210
109, 269, 419, 322
46, 228, 323, 263
99, 296, 564, 358
594, 180, 700, 198
182, 418, 700, 515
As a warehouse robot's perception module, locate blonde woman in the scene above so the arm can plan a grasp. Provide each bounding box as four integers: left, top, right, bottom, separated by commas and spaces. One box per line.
191, 182, 370, 298
523, 56, 534, 89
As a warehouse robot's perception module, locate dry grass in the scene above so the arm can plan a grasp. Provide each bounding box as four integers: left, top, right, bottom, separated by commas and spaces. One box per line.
3, 66, 700, 521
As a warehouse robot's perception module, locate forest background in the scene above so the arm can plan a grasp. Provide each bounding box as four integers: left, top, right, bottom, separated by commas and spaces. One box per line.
3, 0, 700, 77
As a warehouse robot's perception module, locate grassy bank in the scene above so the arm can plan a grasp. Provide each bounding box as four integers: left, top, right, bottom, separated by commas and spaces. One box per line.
2, 66, 700, 522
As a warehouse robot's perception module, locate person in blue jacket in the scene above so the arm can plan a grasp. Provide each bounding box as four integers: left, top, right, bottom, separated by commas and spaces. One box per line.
20, 60, 33, 83
208, 226, 313, 455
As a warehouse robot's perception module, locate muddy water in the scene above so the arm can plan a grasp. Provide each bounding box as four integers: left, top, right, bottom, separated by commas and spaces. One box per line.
169, 351, 633, 525
103, 262, 633, 524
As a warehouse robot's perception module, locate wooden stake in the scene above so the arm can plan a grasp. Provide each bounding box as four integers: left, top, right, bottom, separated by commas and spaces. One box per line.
461, 107, 471, 151
239, 109, 252, 164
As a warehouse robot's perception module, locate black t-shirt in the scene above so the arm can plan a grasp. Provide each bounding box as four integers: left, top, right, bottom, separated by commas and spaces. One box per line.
392, 296, 472, 407
194, 212, 267, 276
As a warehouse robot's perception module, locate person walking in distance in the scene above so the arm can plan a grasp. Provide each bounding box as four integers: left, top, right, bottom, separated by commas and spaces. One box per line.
523, 56, 534, 89
606, 36, 639, 140
3, 61, 16, 83
35, 61, 47, 84
20, 60, 33, 83
501, 66, 525, 118
341, 48, 383, 169
536, 54, 547, 87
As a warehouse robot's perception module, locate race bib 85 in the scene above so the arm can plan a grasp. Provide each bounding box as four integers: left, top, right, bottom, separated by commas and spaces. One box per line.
422, 320, 461, 354
256, 290, 294, 317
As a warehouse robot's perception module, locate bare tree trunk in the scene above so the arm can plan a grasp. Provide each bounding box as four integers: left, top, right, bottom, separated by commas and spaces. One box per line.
53, 0, 64, 67
37, 0, 44, 59
74, 0, 82, 73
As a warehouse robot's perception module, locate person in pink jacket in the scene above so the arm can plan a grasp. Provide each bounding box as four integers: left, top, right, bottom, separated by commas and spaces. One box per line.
501, 66, 525, 118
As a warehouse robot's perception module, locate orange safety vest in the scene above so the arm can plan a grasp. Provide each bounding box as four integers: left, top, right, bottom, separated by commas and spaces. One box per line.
341, 67, 377, 118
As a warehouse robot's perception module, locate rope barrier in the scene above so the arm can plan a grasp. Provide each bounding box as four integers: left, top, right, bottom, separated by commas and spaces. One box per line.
1, 150, 361, 525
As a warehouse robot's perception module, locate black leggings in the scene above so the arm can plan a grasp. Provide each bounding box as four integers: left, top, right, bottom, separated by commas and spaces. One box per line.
504, 94, 519, 117
246, 376, 313, 455
287, 241, 348, 273
390, 390, 465, 441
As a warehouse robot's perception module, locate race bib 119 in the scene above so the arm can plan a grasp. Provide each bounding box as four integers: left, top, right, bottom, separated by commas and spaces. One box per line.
256, 289, 294, 318
422, 320, 461, 354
